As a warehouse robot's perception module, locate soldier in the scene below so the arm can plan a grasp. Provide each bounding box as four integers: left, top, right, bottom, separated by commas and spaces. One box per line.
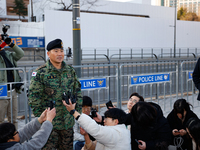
28, 39, 82, 150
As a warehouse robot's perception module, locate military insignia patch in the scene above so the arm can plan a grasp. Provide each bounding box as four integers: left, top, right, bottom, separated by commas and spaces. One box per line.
67, 74, 71, 78
32, 72, 37, 76
47, 75, 57, 79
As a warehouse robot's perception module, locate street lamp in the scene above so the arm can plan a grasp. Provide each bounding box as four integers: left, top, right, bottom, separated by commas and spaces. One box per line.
174, 0, 177, 58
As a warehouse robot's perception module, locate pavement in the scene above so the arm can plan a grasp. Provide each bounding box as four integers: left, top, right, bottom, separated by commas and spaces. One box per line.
16, 93, 200, 130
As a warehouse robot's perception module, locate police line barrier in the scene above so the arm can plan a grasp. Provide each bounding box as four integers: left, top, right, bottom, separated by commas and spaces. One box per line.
2, 61, 200, 124
0, 67, 28, 124
68, 64, 119, 111
180, 61, 200, 108
119, 62, 179, 112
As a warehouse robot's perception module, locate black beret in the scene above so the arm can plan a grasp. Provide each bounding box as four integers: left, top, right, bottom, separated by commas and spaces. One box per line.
47, 39, 63, 51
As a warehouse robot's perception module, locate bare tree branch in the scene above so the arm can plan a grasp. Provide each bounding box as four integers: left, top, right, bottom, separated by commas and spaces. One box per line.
44, 0, 101, 10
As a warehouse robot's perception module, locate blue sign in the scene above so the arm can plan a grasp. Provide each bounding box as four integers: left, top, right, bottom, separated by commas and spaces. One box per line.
189, 71, 193, 79
0, 85, 7, 97
80, 78, 106, 89
131, 73, 170, 85
6, 36, 45, 48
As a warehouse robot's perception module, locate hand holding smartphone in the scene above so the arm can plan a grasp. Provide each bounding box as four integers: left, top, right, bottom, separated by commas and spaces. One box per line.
106, 100, 114, 109
135, 139, 142, 145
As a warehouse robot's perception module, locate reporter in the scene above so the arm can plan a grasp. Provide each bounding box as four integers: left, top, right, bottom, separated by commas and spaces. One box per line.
125, 101, 171, 150
0, 35, 24, 129
167, 99, 198, 150
186, 118, 200, 150
63, 100, 131, 150
0, 108, 56, 150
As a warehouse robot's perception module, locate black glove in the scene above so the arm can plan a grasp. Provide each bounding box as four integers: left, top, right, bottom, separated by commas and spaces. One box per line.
5, 38, 11, 44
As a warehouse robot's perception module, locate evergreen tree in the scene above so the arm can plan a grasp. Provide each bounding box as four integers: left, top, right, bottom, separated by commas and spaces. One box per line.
177, 7, 187, 20
13, 0, 27, 20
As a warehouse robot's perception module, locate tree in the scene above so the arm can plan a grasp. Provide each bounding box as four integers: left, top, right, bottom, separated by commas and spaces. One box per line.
177, 7, 200, 21
182, 12, 200, 21
46, 0, 101, 11
13, 0, 27, 20
177, 7, 187, 20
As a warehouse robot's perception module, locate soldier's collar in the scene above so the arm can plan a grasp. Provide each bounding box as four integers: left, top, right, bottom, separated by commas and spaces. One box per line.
47, 60, 66, 71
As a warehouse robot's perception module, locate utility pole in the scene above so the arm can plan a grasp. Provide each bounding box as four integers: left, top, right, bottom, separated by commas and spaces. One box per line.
174, 0, 177, 58
72, 0, 81, 77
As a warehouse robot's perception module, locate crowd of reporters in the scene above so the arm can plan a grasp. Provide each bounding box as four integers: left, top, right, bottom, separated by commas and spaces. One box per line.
1, 92, 200, 150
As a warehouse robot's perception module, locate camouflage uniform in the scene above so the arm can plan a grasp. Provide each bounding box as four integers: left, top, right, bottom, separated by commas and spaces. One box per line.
28, 60, 82, 150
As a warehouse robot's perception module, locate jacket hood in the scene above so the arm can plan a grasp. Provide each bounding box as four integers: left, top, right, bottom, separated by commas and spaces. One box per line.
0, 141, 18, 150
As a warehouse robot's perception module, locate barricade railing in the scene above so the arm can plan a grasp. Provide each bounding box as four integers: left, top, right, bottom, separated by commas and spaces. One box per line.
7, 59, 200, 124
180, 61, 200, 107
73, 64, 119, 110
0, 67, 28, 123
119, 62, 178, 112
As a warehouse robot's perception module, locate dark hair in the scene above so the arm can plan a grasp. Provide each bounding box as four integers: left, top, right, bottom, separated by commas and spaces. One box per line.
0, 123, 16, 143
82, 96, 92, 107
104, 108, 127, 124
173, 99, 192, 118
186, 117, 200, 150
131, 101, 157, 128
129, 92, 144, 102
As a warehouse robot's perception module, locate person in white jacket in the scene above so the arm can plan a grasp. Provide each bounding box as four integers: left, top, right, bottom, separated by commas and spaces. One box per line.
63, 100, 131, 150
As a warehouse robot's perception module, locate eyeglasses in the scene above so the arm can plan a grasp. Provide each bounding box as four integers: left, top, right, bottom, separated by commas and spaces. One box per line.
128, 98, 138, 103
82, 107, 91, 111
13, 131, 19, 136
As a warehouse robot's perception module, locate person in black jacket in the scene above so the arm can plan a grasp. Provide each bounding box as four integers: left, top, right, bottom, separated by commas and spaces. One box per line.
125, 101, 171, 150
186, 118, 200, 150
192, 58, 200, 100
167, 99, 199, 150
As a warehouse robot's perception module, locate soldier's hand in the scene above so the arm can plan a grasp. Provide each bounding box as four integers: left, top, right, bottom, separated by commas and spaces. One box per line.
62, 99, 76, 112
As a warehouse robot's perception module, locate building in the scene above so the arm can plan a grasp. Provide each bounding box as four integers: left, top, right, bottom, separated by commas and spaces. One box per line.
0, 0, 29, 22
164, 0, 200, 16
152, 0, 164, 6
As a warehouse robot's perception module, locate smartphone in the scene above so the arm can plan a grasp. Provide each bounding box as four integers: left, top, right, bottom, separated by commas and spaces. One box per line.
174, 131, 180, 133
135, 139, 142, 145
106, 100, 114, 109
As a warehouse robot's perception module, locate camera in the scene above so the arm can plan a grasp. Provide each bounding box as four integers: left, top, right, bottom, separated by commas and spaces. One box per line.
62, 91, 77, 105
91, 107, 97, 118
50, 101, 55, 110
0, 24, 11, 49
1, 24, 10, 41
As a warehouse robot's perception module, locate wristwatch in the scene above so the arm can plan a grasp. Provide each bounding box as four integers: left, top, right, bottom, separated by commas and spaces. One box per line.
70, 109, 76, 115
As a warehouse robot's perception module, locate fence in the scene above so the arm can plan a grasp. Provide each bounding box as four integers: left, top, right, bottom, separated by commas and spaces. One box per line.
180, 61, 200, 108
0, 67, 28, 123
1, 58, 200, 123
120, 62, 178, 112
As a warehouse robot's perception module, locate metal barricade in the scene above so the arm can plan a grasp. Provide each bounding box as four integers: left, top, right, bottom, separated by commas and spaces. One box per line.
73, 64, 119, 110
0, 67, 28, 123
180, 61, 200, 108
119, 62, 178, 112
